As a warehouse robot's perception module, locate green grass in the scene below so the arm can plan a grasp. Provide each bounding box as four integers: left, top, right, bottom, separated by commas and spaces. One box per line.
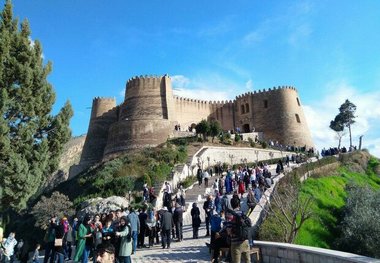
295, 164, 380, 248
258, 151, 380, 250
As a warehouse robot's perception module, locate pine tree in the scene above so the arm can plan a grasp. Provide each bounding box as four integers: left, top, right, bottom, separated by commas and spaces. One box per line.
0, 1, 73, 212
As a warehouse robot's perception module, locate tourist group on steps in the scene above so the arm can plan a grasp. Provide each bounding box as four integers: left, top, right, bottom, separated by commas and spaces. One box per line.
0, 155, 309, 263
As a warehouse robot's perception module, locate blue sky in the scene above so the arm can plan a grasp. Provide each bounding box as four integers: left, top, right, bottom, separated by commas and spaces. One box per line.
8, 0, 380, 157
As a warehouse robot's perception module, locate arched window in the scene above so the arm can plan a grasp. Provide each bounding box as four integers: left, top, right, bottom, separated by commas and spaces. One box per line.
241, 105, 245, 114
245, 103, 249, 113
296, 97, 301, 106
295, 114, 301, 123
264, 100, 268, 108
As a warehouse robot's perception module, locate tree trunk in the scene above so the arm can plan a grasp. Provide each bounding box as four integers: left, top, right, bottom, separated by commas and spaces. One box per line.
348, 123, 352, 149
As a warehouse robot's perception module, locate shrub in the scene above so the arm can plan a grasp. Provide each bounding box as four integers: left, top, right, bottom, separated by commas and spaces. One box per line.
336, 184, 380, 258
261, 141, 268, 149
248, 137, 255, 147
31, 191, 74, 230
181, 176, 197, 188
234, 134, 241, 142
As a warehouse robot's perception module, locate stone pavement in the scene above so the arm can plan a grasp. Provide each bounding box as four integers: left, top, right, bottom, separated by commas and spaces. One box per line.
131, 224, 211, 263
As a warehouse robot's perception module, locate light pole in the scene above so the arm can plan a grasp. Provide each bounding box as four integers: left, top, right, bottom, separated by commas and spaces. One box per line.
254, 150, 259, 163
228, 154, 235, 165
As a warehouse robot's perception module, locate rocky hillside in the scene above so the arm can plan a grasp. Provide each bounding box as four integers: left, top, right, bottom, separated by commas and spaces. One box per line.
43, 135, 86, 191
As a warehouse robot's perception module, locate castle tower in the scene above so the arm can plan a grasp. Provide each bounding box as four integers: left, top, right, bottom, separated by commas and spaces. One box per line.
250, 87, 314, 148
103, 75, 176, 157
80, 97, 118, 166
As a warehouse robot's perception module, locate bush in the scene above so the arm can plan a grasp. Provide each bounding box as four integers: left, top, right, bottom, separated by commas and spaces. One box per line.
248, 137, 255, 147
336, 184, 380, 258
261, 141, 268, 149
181, 176, 197, 188
31, 192, 74, 230
234, 134, 241, 142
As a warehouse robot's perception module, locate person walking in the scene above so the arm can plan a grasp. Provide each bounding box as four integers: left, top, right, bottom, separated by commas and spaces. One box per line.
227, 198, 251, 263
43, 216, 56, 263
190, 203, 201, 239
173, 203, 183, 242
203, 195, 214, 237
127, 208, 139, 255
2, 232, 17, 263
160, 207, 173, 249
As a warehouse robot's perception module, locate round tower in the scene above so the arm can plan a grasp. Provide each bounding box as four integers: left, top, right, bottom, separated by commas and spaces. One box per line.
251, 87, 314, 148
80, 97, 117, 166
103, 75, 176, 157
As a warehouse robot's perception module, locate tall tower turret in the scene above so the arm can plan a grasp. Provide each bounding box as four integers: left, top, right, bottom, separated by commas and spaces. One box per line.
80, 97, 117, 166
103, 75, 176, 157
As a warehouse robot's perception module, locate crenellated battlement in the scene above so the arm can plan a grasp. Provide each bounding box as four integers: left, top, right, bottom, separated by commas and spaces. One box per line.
80, 73, 313, 168
93, 97, 116, 102
126, 74, 169, 89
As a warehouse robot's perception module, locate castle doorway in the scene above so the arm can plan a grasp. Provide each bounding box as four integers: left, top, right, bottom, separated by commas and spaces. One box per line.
242, 124, 250, 133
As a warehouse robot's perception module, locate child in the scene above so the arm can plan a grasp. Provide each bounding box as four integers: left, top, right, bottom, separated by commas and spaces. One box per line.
32, 244, 40, 263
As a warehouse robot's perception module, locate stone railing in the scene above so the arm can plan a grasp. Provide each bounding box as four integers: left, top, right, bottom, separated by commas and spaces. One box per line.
254, 241, 380, 263
189, 146, 293, 175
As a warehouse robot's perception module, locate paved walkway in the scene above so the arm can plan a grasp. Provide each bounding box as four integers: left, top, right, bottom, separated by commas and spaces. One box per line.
131, 225, 211, 263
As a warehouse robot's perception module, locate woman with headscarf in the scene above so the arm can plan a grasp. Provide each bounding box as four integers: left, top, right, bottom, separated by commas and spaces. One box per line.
190, 203, 201, 239
73, 215, 92, 263
115, 216, 132, 263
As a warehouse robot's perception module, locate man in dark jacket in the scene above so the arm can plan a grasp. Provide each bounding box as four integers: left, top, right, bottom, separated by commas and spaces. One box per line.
203, 195, 214, 236
173, 203, 183, 241
160, 207, 173, 249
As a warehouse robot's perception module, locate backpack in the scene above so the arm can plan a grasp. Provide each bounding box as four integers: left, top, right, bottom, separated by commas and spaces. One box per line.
227, 209, 253, 241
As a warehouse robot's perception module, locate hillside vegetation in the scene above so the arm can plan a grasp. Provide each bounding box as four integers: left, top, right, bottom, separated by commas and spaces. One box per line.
53, 142, 187, 206
259, 150, 380, 258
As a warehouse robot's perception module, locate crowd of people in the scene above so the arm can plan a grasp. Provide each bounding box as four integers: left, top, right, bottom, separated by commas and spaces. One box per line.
0, 157, 296, 263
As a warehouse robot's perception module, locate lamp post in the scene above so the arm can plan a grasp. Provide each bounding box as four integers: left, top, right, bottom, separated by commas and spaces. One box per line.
254, 150, 259, 163
228, 154, 235, 165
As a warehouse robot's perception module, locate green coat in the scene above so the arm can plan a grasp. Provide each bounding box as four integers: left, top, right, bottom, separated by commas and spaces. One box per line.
73, 223, 87, 262
118, 225, 132, 257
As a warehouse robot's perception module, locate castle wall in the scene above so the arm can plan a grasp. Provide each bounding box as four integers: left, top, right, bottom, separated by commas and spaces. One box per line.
79, 75, 315, 167
80, 98, 117, 166
209, 101, 235, 131
173, 97, 212, 130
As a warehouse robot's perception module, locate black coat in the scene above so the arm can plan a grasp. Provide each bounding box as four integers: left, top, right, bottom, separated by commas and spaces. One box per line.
160, 210, 173, 231
191, 207, 201, 228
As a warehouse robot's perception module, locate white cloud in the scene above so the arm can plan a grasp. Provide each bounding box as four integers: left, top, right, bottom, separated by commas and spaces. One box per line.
173, 87, 230, 102
171, 74, 238, 101
303, 81, 380, 157
171, 75, 190, 88
119, 89, 125, 98
287, 23, 312, 46
245, 79, 253, 90
28, 36, 45, 59
28, 36, 35, 47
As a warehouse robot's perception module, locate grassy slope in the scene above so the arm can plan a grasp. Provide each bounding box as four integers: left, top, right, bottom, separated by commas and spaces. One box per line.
295, 157, 380, 248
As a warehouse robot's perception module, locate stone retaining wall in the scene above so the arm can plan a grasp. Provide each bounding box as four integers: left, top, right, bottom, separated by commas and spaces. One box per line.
255, 241, 380, 263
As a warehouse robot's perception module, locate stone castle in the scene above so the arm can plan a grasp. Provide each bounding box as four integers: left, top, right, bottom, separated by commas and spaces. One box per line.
79, 74, 314, 167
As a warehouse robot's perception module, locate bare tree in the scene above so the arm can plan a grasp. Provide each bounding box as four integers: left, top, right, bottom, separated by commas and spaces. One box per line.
261, 182, 313, 243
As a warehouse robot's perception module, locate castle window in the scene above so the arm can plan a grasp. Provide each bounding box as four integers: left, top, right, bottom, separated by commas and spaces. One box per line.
295, 114, 301, 123
245, 103, 249, 113
264, 100, 268, 108
296, 97, 300, 106
241, 105, 245, 114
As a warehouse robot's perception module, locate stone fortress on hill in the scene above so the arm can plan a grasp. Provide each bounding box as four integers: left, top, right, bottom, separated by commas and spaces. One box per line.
79, 74, 314, 168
